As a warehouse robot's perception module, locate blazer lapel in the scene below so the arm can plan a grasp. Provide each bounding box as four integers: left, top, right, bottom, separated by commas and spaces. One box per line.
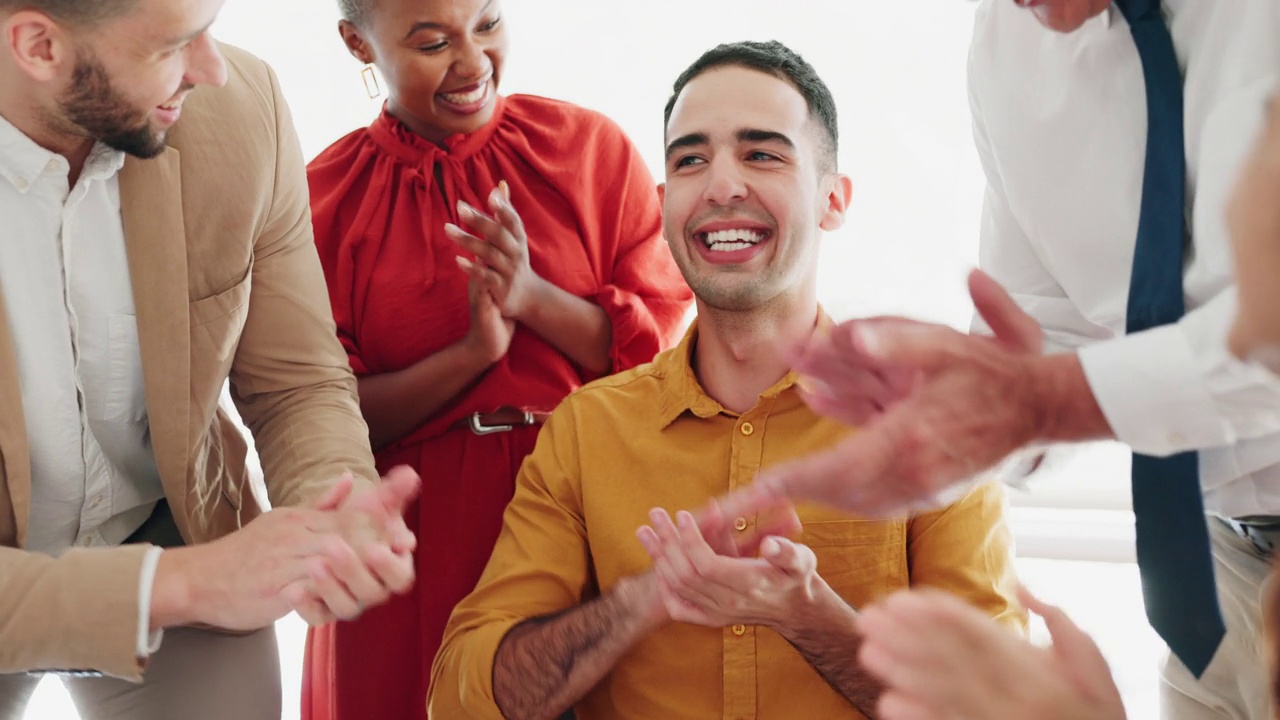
0, 279, 31, 546
119, 149, 192, 530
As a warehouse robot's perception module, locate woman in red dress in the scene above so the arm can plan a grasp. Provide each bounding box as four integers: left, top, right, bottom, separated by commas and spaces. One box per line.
301, 1, 692, 718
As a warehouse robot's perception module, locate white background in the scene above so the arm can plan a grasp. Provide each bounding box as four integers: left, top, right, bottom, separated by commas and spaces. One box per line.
25, 0, 1159, 717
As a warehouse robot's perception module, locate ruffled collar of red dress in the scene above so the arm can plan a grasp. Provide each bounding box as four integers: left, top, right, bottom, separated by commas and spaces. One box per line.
367, 95, 508, 165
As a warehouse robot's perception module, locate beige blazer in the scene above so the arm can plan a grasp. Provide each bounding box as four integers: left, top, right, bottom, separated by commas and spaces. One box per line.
0, 45, 377, 680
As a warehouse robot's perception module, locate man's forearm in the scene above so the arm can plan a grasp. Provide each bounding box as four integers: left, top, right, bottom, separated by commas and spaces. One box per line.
493, 574, 662, 720
774, 578, 882, 716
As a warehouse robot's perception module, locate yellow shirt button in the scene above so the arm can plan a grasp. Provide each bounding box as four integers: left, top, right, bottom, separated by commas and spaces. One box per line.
731, 624, 747, 636
733, 516, 748, 532
740, 422, 755, 436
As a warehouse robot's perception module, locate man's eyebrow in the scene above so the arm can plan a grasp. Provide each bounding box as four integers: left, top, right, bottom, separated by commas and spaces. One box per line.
665, 132, 708, 159
737, 128, 795, 149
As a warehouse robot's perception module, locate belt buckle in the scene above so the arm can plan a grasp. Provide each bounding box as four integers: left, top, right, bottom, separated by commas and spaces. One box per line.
468, 410, 534, 436
1227, 518, 1276, 556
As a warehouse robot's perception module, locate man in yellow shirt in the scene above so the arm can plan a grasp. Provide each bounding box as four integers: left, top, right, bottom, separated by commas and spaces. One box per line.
428, 39, 1024, 720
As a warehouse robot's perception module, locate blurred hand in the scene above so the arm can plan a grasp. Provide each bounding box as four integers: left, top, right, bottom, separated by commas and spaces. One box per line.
151, 467, 422, 631
857, 586, 1126, 720
459, 266, 516, 365
636, 508, 817, 629
288, 466, 421, 625
627, 501, 802, 628
447, 182, 547, 321
718, 269, 1058, 518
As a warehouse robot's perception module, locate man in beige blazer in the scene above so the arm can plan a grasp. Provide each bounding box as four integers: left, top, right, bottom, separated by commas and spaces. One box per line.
0, 0, 418, 717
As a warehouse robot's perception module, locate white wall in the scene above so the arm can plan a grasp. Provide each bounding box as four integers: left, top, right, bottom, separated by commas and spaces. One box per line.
212, 0, 1131, 515
213, 0, 982, 324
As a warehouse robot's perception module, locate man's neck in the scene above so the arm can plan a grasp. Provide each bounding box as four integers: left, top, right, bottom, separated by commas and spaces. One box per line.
0, 81, 95, 184
692, 296, 821, 414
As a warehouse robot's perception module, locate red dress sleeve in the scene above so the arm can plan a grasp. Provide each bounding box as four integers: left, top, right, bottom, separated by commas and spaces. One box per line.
498, 98, 692, 375
585, 120, 693, 372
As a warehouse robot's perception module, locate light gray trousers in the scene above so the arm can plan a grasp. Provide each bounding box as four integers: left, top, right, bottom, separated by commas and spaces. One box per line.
0, 625, 281, 720
1160, 518, 1275, 720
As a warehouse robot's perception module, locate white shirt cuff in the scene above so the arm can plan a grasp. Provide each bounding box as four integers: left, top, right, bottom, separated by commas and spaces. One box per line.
137, 546, 165, 659
1079, 318, 1280, 457
1078, 324, 1225, 455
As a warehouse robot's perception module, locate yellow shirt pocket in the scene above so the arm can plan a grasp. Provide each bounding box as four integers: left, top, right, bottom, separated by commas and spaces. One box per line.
800, 518, 908, 610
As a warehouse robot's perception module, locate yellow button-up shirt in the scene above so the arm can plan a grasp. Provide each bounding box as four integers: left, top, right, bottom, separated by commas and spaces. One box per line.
430, 322, 1024, 720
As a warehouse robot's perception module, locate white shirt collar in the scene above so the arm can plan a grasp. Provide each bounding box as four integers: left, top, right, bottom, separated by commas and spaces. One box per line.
0, 111, 125, 194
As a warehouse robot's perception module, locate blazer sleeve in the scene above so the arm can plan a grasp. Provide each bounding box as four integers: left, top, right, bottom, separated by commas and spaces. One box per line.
225, 58, 379, 508
0, 544, 152, 680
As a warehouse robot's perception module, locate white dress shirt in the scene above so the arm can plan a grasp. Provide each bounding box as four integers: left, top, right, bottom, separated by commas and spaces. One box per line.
968, 0, 1280, 518
0, 113, 164, 656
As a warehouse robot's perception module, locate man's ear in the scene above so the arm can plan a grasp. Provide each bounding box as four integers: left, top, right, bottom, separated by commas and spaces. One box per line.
818, 173, 853, 232
656, 182, 665, 205
5, 10, 72, 83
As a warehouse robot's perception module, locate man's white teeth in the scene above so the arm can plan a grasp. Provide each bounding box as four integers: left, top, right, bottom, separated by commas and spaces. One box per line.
441, 84, 487, 105
704, 228, 766, 251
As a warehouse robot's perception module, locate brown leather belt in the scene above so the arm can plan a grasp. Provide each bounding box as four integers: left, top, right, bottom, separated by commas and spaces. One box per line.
450, 407, 551, 435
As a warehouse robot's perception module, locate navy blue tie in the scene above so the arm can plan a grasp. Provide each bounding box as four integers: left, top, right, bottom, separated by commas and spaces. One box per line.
1114, 0, 1225, 679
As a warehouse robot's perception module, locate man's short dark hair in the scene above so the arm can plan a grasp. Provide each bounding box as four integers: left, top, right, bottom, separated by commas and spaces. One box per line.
0, 0, 137, 24
665, 40, 839, 172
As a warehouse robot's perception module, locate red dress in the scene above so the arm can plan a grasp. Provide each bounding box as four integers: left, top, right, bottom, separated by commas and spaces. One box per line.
301, 95, 692, 720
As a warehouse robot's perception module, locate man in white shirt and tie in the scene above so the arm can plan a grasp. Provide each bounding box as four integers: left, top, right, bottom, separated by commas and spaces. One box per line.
719, 0, 1280, 717
0, 0, 421, 718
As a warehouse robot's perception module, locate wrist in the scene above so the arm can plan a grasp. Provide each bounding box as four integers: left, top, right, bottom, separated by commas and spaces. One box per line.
458, 330, 502, 368
514, 274, 553, 325
1026, 353, 1113, 443
767, 575, 832, 638
618, 573, 668, 635
149, 547, 198, 630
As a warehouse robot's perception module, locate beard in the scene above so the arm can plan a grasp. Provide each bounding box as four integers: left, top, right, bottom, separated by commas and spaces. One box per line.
58, 50, 167, 159
684, 270, 779, 312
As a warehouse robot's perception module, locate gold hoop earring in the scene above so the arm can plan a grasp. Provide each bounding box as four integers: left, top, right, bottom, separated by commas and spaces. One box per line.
361, 65, 382, 99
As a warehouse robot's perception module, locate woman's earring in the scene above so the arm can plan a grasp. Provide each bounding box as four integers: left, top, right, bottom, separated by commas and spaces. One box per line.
361, 64, 382, 99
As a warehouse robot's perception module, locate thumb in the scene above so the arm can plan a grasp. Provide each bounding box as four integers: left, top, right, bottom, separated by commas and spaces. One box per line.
761, 536, 814, 576
969, 269, 1042, 354
313, 473, 354, 511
